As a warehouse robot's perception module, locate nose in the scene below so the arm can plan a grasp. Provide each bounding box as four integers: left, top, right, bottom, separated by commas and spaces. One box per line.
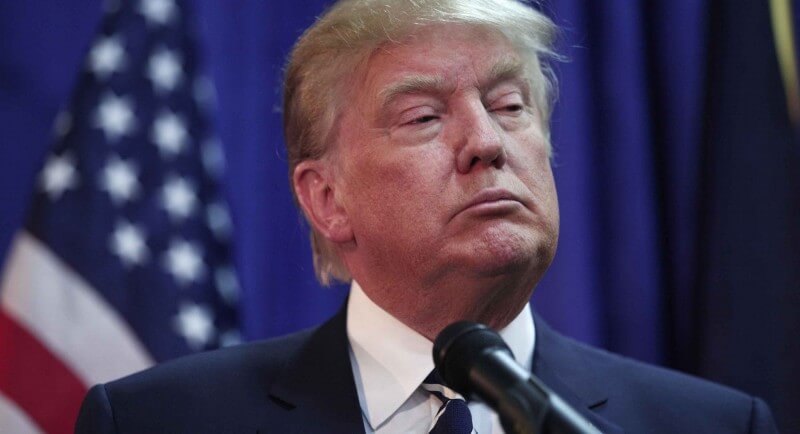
455, 103, 507, 174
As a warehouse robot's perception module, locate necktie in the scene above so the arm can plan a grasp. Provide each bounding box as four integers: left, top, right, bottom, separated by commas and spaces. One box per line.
421, 371, 474, 434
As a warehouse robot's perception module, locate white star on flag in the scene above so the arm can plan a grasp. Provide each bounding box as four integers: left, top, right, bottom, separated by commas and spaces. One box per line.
163, 239, 205, 285
206, 202, 231, 239
99, 156, 140, 205
173, 302, 215, 350
94, 93, 136, 142
151, 111, 188, 157
139, 0, 177, 26
110, 220, 149, 267
161, 176, 197, 221
147, 47, 183, 94
40, 153, 79, 200
0, 0, 241, 429
88, 35, 126, 79
214, 266, 240, 305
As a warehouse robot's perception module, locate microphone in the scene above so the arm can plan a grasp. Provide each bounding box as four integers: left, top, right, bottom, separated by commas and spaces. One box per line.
433, 321, 601, 434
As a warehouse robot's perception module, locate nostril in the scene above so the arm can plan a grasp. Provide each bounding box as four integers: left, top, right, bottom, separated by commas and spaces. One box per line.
470, 156, 481, 169
494, 148, 507, 168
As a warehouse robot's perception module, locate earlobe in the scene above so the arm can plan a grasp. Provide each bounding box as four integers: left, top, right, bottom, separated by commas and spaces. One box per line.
293, 161, 354, 244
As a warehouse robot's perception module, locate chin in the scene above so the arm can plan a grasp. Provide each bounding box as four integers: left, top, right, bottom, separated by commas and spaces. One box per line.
462, 223, 555, 279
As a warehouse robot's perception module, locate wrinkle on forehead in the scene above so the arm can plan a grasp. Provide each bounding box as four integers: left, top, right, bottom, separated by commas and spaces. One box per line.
377, 56, 527, 108
365, 26, 513, 87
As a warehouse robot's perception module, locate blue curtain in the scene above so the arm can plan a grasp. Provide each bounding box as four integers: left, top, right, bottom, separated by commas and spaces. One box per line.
0, 1, 796, 431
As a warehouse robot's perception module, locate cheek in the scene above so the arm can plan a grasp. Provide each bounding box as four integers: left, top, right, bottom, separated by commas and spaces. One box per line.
510, 130, 548, 173
348, 146, 452, 226
511, 135, 558, 211
527, 149, 554, 191
537, 164, 559, 218
533, 163, 560, 236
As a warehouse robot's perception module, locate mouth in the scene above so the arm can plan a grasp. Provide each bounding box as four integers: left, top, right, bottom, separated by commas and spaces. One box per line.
452, 188, 525, 220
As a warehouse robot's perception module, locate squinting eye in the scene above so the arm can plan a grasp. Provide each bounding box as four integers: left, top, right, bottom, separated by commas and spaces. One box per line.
408, 115, 439, 125
499, 104, 524, 113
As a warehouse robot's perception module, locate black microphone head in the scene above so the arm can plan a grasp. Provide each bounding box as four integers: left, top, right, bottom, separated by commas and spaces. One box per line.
433, 321, 513, 396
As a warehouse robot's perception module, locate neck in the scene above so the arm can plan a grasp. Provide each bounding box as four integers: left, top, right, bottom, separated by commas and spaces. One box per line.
354, 272, 534, 341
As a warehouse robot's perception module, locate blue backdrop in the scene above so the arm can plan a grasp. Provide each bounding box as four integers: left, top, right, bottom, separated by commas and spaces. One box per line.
1, 1, 797, 431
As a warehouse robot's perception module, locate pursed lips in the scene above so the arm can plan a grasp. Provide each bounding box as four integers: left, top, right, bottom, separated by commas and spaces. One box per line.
451, 188, 525, 221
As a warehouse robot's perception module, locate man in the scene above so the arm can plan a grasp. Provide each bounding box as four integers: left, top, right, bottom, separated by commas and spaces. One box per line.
76, 0, 779, 433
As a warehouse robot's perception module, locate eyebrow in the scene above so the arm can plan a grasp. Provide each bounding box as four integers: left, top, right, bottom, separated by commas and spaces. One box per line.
377, 57, 528, 109
483, 58, 528, 93
378, 75, 449, 109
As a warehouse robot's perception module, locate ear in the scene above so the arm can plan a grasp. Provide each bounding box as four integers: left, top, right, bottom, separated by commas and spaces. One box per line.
293, 160, 354, 244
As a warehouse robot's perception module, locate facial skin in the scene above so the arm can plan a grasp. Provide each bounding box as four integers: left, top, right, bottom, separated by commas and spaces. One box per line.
294, 24, 559, 340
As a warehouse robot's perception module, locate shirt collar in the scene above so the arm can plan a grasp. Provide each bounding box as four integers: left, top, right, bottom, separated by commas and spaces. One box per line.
346, 280, 536, 429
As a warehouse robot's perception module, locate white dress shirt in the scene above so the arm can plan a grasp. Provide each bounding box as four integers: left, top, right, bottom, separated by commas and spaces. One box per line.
347, 281, 535, 433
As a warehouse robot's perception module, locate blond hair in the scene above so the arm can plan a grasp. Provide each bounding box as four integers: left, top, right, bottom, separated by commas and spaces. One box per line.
283, 0, 559, 285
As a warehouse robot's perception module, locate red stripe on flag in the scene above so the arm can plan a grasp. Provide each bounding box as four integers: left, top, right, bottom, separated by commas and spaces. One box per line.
0, 310, 88, 434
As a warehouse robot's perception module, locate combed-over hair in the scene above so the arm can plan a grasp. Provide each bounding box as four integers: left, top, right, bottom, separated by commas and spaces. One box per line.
283, 0, 559, 286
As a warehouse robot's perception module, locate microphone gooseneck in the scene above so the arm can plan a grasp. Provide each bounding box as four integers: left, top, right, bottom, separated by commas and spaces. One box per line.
433, 321, 602, 434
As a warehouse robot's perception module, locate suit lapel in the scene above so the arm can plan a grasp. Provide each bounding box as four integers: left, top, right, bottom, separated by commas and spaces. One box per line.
532, 313, 624, 434
264, 306, 623, 433
267, 306, 365, 433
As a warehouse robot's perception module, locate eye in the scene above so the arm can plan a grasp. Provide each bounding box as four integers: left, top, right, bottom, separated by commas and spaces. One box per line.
499, 104, 524, 113
397, 105, 440, 127
408, 115, 439, 125
489, 103, 525, 117
488, 92, 526, 116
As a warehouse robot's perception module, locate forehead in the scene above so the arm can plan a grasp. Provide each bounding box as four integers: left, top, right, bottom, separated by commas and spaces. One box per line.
357, 24, 524, 104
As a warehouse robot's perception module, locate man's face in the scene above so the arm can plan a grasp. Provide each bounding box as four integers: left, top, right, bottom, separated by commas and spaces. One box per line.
333, 24, 559, 292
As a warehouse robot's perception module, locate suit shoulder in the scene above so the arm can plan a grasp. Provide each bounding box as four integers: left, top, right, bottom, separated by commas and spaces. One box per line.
573, 338, 749, 401
106, 327, 314, 401
76, 328, 317, 432
127, 327, 311, 384
553, 335, 773, 432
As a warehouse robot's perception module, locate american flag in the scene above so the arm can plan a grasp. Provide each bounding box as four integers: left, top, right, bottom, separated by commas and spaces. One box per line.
0, 0, 240, 432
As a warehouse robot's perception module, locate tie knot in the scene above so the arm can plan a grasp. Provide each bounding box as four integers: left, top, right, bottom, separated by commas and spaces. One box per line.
421, 370, 466, 403
423, 370, 446, 387
422, 370, 474, 434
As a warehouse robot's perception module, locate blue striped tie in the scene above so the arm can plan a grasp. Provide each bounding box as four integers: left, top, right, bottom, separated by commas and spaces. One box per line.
421, 371, 474, 434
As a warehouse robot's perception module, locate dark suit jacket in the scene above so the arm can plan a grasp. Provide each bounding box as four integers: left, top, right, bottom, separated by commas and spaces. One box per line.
75, 307, 778, 433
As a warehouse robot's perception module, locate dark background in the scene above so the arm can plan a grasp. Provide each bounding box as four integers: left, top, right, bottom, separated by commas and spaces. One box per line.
1, 1, 797, 431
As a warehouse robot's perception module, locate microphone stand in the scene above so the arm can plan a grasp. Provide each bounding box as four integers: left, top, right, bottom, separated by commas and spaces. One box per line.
471, 348, 601, 434
433, 321, 601, 434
